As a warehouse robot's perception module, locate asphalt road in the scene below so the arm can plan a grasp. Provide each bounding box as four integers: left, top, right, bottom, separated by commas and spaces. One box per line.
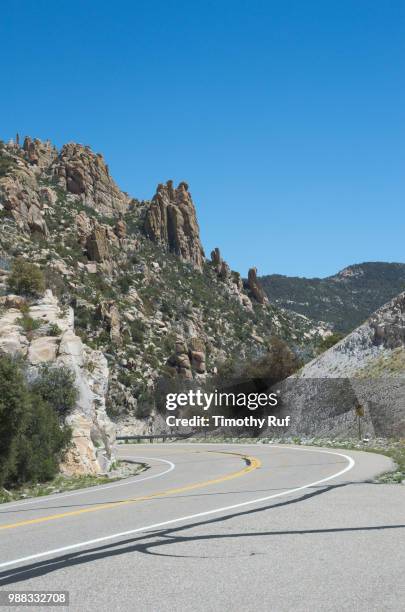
0, 443, 404, 612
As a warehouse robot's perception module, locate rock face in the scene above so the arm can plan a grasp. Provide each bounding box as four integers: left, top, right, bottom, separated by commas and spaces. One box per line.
168, 335, 206, 377
247, 268, 268, 304
0, 289, 116, 475
189, 337, 206, 374
22, 137, 57, 169
86, 225, 111, 262
144, 180, 205, 270
75, 211, 119, 261
0, 171, 48, 236
211, 247, 231, 280
266, 292, 405, 439
51, 143, 129, 216
114, 217, 127, 240
97, 300, 121, 345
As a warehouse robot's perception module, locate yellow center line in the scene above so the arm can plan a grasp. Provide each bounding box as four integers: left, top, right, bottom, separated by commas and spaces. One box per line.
0, 452, 261, 532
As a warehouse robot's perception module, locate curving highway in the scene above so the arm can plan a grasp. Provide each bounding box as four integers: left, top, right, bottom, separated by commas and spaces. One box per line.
0, 443, 404, 611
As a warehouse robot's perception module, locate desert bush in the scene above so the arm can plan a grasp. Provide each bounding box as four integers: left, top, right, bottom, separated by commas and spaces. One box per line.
0, 356, 71, 487
31, 364, 79, 419
8, 258, 45, 296
316, 332, 344, 354
17, 314, 42, 333
48, 323, 62, 336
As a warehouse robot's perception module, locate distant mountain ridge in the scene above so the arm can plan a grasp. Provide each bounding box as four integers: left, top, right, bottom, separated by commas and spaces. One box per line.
259, 262, 405, 333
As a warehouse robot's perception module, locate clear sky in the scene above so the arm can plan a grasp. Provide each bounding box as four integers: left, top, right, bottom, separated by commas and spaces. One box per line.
1, 0, 404, 278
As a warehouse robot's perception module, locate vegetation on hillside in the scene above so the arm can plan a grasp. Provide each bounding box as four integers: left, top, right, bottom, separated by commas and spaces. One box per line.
0, 356, 74, 488
7, 258, 46, 296
260, 263, 405, 333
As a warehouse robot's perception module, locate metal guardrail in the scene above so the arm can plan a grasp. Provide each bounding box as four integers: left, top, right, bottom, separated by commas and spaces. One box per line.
116, 433, 193, 443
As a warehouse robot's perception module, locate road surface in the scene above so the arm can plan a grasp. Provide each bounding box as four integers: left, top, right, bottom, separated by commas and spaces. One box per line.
0, 443, 404, 612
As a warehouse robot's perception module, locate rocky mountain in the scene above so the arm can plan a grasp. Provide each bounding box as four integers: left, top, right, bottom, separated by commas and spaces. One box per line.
259, 263, 405, 333
0, 135, 328, 455
267, 292, 405, 439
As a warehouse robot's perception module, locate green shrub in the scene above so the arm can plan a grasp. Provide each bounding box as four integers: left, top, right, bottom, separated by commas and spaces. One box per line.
17, 314, 42, 333
129, 319, 146, 343
31, 364, 78, 419
8, 258, 45, 296
0, 356, 72, 488
0, 154, 17, 177
118, 274, 131, 294
12, 395, 72, 484
317, 332, 344, 354
48, 323, 62, 336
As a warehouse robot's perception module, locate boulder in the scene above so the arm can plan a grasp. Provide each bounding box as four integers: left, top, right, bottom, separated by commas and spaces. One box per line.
114, 217, 127, 239
86, 226, 110, 262
28, 336, 59, 364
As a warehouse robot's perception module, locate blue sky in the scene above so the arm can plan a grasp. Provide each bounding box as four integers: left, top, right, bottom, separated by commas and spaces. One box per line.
1, 0, 404, 277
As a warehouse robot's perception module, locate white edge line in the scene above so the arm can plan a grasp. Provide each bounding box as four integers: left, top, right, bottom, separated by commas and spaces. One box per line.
0, 457, 175, 510
0, 446, 354, 571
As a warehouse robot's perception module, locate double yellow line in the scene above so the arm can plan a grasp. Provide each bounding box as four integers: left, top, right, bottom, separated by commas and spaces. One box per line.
0, 451, 261, 532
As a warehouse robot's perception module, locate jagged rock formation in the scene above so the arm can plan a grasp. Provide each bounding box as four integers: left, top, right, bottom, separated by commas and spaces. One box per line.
144, 180, 205, 270
0, 289, 115, 474
51, 143, 129, 216
23, 136, 57, 169
211, 247, 231, 280
266, 292, 405, 438
0, 165, 49, 236
247, 267, 268, 304
210, 248, 253, 311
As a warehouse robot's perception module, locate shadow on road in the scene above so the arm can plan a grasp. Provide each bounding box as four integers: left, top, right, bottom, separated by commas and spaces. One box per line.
0, 475, 371, 515
1, 481, 404, 585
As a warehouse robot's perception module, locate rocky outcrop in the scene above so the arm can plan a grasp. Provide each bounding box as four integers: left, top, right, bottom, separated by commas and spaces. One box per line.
97, 300, 121, 345
189, 337, 206, 374
114, 216, 127, 240
210, 248, 253, 311
75, 211, 119, 261
172, 336, 192, 379
145, 180, 205, 270
211, 247, 231, 280
0, 289, 116, 475
86, 225, 111, 262
167, 335, 206, 377
51, 143, 129, 216
22, 137, 57, 169
369, 293, 405, 349
0, 172, 48, 236
247, 267, 268, 304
